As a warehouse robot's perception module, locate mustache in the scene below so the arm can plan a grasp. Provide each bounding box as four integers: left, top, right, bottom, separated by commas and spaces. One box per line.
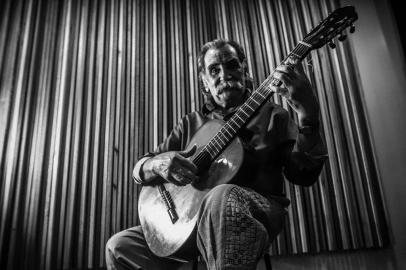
216, 80, 244, 94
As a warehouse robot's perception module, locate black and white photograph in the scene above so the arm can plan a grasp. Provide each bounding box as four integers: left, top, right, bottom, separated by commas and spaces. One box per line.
0, 0, 405, 269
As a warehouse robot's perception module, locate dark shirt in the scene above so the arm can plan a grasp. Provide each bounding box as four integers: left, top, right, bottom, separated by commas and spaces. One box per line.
133, 101, 327, 198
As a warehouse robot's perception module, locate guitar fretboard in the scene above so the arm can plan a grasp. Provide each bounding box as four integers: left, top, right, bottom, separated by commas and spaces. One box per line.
192, 41, 312, 168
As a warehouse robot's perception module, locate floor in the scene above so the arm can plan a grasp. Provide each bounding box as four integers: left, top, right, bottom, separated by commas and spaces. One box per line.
180, 248, 400, 270
268, 248, 398, 270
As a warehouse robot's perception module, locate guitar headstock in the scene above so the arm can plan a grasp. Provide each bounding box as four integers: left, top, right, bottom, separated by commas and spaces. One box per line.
303, 6, 358, 49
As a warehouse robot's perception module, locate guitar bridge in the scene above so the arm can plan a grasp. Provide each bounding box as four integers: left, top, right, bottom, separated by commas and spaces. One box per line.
158, 184, 178, 223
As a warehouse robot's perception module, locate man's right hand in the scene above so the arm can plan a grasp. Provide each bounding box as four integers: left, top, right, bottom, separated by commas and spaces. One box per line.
142, 145, 198, 185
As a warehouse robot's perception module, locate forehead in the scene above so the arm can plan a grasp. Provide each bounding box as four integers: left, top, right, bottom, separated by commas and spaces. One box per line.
204, 44, 239, 67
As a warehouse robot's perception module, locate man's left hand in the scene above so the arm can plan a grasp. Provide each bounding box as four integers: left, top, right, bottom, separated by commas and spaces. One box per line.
271, 58, 319, 125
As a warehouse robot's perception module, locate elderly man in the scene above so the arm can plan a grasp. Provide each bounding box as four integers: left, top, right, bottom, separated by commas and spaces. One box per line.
106, 39, 327, 270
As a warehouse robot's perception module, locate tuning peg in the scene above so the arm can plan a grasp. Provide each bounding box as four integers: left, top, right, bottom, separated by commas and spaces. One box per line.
338, 33, 347, 41
350, 24, 355, 33
328, 41, 336, 49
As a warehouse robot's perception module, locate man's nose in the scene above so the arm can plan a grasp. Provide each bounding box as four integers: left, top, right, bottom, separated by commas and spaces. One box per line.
219, 66, 232, 81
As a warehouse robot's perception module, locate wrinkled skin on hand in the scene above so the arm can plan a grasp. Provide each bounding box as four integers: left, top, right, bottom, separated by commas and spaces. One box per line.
271, 58, 319, 124
149, 145, 199, 186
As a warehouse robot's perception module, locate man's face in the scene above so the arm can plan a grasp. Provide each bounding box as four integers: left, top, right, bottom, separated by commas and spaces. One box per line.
201, 44, 247, 109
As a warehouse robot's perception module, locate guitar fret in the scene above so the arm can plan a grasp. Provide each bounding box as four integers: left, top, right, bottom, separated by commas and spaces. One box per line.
230, 117, 240, 129
223, 126, 233, 137
295, 45, 307, 55
232, 116, 243, 126
257, 91, 266, 99
226, 122, 237, 133
251, 99, 260, 106
216, 134, 226, 145
208, 143, 217, 153
235, 113, 244, 122
206, 149, 216, 159
262, 86, 270, 95
244, 103, 254, 112
209, 141, 220, 153
240, 109, 249, 117
299, 40, 312, 48
205, 145, 216, 158
212, 138, 222, 150
248, 99, 259, 109
290, 52, 301, 58
220, 129, 231, 140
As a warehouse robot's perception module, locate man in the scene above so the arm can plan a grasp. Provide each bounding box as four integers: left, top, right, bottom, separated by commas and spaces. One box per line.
106, 39, 327, 270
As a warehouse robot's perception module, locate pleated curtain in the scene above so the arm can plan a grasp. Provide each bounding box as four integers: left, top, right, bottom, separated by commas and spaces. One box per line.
0, 0, 388, 269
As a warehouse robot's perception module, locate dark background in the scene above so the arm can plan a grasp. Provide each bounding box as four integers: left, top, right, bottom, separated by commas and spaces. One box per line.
389, 0, 406, 59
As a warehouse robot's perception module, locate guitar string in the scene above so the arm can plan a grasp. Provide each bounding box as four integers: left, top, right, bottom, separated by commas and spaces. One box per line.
192, 43, 310, 167
194, 13, 346, 165
192, 43, 310, 166
194, 43, 309, 160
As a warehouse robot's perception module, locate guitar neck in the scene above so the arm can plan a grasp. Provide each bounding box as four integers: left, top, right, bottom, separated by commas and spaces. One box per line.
192, 41, 312, 167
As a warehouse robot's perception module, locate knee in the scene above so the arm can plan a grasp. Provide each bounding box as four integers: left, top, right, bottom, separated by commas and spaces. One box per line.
105, 232, 123, 259
203, 184, 237, 205
106, 230, 136, 261
199, 184, 241, 218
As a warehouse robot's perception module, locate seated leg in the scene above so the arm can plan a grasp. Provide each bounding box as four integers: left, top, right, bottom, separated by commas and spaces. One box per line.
196, 184, 287, 270
105, 225, 184, 270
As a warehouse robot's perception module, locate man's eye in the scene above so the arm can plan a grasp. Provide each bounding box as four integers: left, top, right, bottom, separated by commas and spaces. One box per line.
210, 68, 220, 75
227, 60, 240, 70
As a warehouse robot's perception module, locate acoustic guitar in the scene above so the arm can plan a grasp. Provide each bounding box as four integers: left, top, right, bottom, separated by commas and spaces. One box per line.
138, 6, 358, 259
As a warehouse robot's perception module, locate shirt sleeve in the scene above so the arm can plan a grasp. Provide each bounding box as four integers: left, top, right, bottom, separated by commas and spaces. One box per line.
132, 119, 185, 185
279, 110, 328, 186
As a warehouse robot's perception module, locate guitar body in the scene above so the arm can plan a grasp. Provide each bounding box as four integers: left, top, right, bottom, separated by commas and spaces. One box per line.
138, 119, 244, 258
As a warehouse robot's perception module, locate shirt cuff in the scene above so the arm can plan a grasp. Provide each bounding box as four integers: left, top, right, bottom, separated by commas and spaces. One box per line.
132, 156, 153, 184
306, 138, 328, 157
292, 138, 328, 171
304, 143, 328, 169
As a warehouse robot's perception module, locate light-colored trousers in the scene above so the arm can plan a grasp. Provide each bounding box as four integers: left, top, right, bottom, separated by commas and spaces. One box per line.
106, 184, 289, 270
